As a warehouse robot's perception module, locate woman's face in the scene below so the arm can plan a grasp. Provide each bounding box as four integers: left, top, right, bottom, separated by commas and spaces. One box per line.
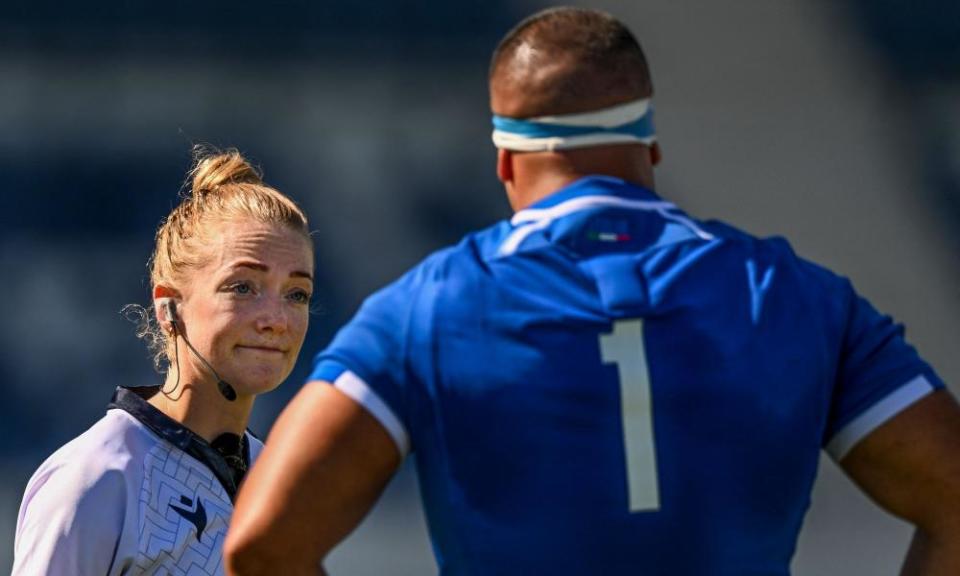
173, 218, 314, 397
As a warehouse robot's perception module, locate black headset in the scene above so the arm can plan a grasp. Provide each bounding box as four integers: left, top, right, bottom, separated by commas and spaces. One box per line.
162, 298, 237, 402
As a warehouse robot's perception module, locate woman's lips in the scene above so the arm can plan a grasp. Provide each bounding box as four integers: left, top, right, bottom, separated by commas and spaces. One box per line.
237, 345, 285, 354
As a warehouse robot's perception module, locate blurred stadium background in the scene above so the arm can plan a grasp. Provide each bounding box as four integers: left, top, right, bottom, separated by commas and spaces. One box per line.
1, 1, 958, 573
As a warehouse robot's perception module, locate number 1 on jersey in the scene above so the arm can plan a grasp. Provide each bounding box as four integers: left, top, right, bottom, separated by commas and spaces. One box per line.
600, 319, 660, 512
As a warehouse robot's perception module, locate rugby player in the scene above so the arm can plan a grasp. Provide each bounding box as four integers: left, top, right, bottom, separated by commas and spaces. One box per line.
226, 8, 960, 575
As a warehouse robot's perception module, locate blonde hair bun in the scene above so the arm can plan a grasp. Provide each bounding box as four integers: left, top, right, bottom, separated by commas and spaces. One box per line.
190, 148, 263, 195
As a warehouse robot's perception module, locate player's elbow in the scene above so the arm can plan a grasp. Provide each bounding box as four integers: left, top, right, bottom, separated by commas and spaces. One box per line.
894, 476, 960, 549
224, 523, 327, 576
222, 531, 261, 576
223, 529, 286, 576
916, 496, 960, 541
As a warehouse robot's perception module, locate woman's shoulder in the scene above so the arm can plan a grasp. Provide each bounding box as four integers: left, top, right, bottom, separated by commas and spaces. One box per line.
25, 410, 155, 494
14, 412, 142, 575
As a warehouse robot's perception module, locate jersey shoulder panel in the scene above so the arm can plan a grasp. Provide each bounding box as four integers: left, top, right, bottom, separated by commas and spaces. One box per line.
396, 220, 511, 287
701, 219, 848, 305
317, 218, 506, 382
310, 222, 509, 453
23, 409, 147, 494
717, 229, 947, 456
14, 411, 136, 576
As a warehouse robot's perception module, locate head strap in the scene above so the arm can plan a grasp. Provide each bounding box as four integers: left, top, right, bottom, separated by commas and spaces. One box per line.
492, 98, 656, 152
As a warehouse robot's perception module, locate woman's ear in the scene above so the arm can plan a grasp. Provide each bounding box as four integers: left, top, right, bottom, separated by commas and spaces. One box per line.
153, 285, 180, 332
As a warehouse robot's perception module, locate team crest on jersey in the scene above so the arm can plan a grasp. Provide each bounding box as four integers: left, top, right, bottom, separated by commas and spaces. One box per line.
137, 442, 234, 575
169, 495, 208, 541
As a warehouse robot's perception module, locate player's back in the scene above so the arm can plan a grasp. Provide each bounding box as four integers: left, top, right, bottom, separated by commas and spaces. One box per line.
316, 176, 939, 575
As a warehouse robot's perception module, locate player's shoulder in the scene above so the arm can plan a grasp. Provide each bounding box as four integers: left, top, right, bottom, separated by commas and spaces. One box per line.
374, 221, 512, 298
701, 219, 795, 256
704, 219, 850, 287
420, 221, 511, 275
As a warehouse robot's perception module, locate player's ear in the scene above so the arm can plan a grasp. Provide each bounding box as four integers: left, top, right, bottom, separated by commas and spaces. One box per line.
650, 143, 662, 167
497, 148, 514, 183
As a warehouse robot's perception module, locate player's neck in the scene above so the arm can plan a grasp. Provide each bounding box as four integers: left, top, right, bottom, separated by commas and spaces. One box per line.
149, 371, 254, 443
510, 169, 656, 212
509, 147, 656, 211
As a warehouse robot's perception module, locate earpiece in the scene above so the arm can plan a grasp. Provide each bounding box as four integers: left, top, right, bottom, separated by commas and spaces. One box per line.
165, 299, 178, 323
157, 297, 179, 331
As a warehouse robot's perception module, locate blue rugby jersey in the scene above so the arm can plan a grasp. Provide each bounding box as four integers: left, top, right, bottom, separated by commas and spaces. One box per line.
310, 176, 943, 576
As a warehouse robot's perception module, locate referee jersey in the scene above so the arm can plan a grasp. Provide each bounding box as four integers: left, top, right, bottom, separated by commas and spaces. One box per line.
13, 387, 262, 576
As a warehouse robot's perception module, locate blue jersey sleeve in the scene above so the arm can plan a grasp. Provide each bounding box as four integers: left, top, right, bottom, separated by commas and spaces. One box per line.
825, 280, 945, 459
309, 270, 421, 456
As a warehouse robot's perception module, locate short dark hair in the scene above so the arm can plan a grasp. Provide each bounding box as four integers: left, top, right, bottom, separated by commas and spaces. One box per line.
489, 7, 653, 117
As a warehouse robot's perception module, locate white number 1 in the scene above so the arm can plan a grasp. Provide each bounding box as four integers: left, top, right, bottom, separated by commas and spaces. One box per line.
600, 319, 660, 512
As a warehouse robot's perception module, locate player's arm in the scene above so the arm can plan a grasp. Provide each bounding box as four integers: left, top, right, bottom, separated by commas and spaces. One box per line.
839, 389, 960, 576
224, 381, 402, 576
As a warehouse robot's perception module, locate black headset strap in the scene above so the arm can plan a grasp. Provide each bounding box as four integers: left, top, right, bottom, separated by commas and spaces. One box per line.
108, 386, 250, 502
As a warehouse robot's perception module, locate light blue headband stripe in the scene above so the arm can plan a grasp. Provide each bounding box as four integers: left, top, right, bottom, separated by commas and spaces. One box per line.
492, 109, 655, 140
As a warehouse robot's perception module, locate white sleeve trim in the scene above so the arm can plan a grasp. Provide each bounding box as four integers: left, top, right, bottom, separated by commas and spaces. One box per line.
333, 370, 410, 457
826, 375, 935, 461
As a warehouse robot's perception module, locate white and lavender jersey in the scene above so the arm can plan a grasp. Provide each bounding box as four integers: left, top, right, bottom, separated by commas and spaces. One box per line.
13, 387, 263, 576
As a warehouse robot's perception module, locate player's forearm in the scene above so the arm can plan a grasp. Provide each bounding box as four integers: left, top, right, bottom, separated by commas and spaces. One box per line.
223, 503, 332, 576
900, 527, 960, 576
225, 384, 400, 576
223, 540, 327, 576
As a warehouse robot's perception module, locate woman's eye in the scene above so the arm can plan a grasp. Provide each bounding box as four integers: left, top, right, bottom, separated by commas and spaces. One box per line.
228, 282, 253, 295
288, 290, 311, 304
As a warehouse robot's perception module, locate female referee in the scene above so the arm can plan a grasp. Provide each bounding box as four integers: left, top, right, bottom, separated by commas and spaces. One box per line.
12, 149, 314, 575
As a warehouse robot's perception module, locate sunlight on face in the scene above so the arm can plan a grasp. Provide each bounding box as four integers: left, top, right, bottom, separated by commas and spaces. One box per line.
177, 218, 314, 397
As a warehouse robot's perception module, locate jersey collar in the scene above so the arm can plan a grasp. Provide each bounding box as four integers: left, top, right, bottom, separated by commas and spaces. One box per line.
498, 176, 712, 258
108, 386, 251, 501
512, 176, 664, 225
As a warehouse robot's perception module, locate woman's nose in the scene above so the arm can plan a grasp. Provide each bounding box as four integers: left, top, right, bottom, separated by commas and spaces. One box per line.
255, 296, 288, 333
